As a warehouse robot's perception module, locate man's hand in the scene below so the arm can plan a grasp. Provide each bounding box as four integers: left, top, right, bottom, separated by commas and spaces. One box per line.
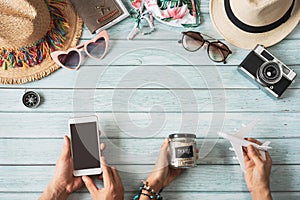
243, 138, 272, 200
82, 156, 124, 200
39, 136, 83, 200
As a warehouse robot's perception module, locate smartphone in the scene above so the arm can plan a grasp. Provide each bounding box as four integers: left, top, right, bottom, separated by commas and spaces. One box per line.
69, 115, 102, 176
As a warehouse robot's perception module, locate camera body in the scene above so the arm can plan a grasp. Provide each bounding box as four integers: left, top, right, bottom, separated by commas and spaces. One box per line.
238, 44, 297, 98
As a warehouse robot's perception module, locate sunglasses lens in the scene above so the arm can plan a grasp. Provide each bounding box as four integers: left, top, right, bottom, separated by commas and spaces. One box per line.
182, 34, 204, 51
87, 37, 106, 59
208, 42, 228, 62
58, 50, 80, 69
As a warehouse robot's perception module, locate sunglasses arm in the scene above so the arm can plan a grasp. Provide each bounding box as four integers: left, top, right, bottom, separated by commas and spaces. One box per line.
201, 33, 216, 40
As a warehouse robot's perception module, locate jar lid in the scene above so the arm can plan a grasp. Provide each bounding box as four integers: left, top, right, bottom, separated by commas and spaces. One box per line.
169, 133, 196, 139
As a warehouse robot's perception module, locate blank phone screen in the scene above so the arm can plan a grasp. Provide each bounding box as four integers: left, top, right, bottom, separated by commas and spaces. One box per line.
70, 122, 100, 170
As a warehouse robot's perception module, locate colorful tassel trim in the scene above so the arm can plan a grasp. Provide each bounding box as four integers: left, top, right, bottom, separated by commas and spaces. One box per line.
0, 0, 69, 69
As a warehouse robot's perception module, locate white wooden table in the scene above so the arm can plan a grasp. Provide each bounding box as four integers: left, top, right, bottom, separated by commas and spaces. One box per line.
1, 1, 300, 199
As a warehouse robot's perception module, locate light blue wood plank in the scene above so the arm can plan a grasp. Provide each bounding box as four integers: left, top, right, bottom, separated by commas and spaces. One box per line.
1, 30, 299, 89
1, 191, 300, 200
0, 138, 298, 165
0, 89, 299, 112
2, 65, 300, 89
0, 37, 289, 72
67, 39, 300, 66
0, 165, 298, 192
0, 113, 298, 138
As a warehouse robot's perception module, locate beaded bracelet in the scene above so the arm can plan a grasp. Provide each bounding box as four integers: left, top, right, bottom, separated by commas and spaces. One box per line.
132, 180, 163, 200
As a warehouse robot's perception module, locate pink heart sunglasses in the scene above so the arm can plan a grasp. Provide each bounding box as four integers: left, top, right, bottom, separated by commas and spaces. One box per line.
51, 30, 109, 70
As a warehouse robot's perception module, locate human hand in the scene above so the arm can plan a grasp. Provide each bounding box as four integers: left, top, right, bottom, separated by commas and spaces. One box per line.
39, 136, 83, 200
243, 138, 272, 200
144, 138, 199, 194
82, 148, 124, 200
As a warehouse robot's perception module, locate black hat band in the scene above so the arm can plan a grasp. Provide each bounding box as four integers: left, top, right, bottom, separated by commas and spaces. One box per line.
224, 0, 295, 33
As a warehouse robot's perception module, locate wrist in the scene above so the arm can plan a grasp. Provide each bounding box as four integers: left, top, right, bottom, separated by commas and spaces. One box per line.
146, 178, 163, 193
251, 186, 272, 200
136, 180, 163, 200
49, 180, 69, 199
39, 180, 69, 200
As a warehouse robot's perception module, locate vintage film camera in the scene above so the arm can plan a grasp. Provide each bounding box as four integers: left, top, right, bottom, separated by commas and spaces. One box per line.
238, 45, 297, 98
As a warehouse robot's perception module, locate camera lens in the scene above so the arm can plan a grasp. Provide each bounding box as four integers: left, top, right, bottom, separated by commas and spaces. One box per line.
265, 66, 279, 79
257, 62, 282, 85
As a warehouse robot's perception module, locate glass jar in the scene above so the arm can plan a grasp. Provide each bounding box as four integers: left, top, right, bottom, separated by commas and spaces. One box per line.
169, 133, 197, 168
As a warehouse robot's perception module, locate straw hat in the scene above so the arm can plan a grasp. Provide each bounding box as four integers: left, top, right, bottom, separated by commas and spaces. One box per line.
0, 0, 83, 84
210, 0, 300, 49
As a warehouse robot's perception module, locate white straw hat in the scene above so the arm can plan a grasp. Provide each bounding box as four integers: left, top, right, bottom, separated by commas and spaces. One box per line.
210, 0, 300, 49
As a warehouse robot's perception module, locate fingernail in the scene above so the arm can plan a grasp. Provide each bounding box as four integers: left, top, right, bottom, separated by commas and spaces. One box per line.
101, 156, 107, 163
82, 176, 87, 182
248, 145, 254, 151
64, 135, 69, 141
63, 137, 67, 145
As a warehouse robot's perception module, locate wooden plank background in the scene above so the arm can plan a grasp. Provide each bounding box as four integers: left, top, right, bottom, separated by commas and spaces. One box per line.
0, 0, 299, 199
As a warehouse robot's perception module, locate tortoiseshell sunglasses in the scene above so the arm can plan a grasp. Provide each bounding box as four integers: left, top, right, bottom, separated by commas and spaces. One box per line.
179, 31, 232, 64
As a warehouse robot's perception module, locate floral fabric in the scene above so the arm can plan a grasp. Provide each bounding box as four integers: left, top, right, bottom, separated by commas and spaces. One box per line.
130, 0, 201, 27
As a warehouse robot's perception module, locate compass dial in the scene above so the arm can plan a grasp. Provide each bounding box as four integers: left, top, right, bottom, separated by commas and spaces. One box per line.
22, 91, 40, 108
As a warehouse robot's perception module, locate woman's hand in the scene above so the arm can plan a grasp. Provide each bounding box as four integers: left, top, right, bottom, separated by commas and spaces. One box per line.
243, 138, 272, 200
146, 138, 183, 191
142, 138, 198, 197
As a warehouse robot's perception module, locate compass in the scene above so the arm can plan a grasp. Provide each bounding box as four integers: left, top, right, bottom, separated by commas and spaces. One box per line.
22, 91, 41, 108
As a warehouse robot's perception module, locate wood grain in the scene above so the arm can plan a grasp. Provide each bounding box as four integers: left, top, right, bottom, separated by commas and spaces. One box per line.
0, 165, 299, 192
0, 113, 299, 138
0, 36, 292, 73
1, 192, 300, 200
0, 89, 299, 112
2, 65, 300, 89
0, 138, 298, 165
50, 39, 300, 66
